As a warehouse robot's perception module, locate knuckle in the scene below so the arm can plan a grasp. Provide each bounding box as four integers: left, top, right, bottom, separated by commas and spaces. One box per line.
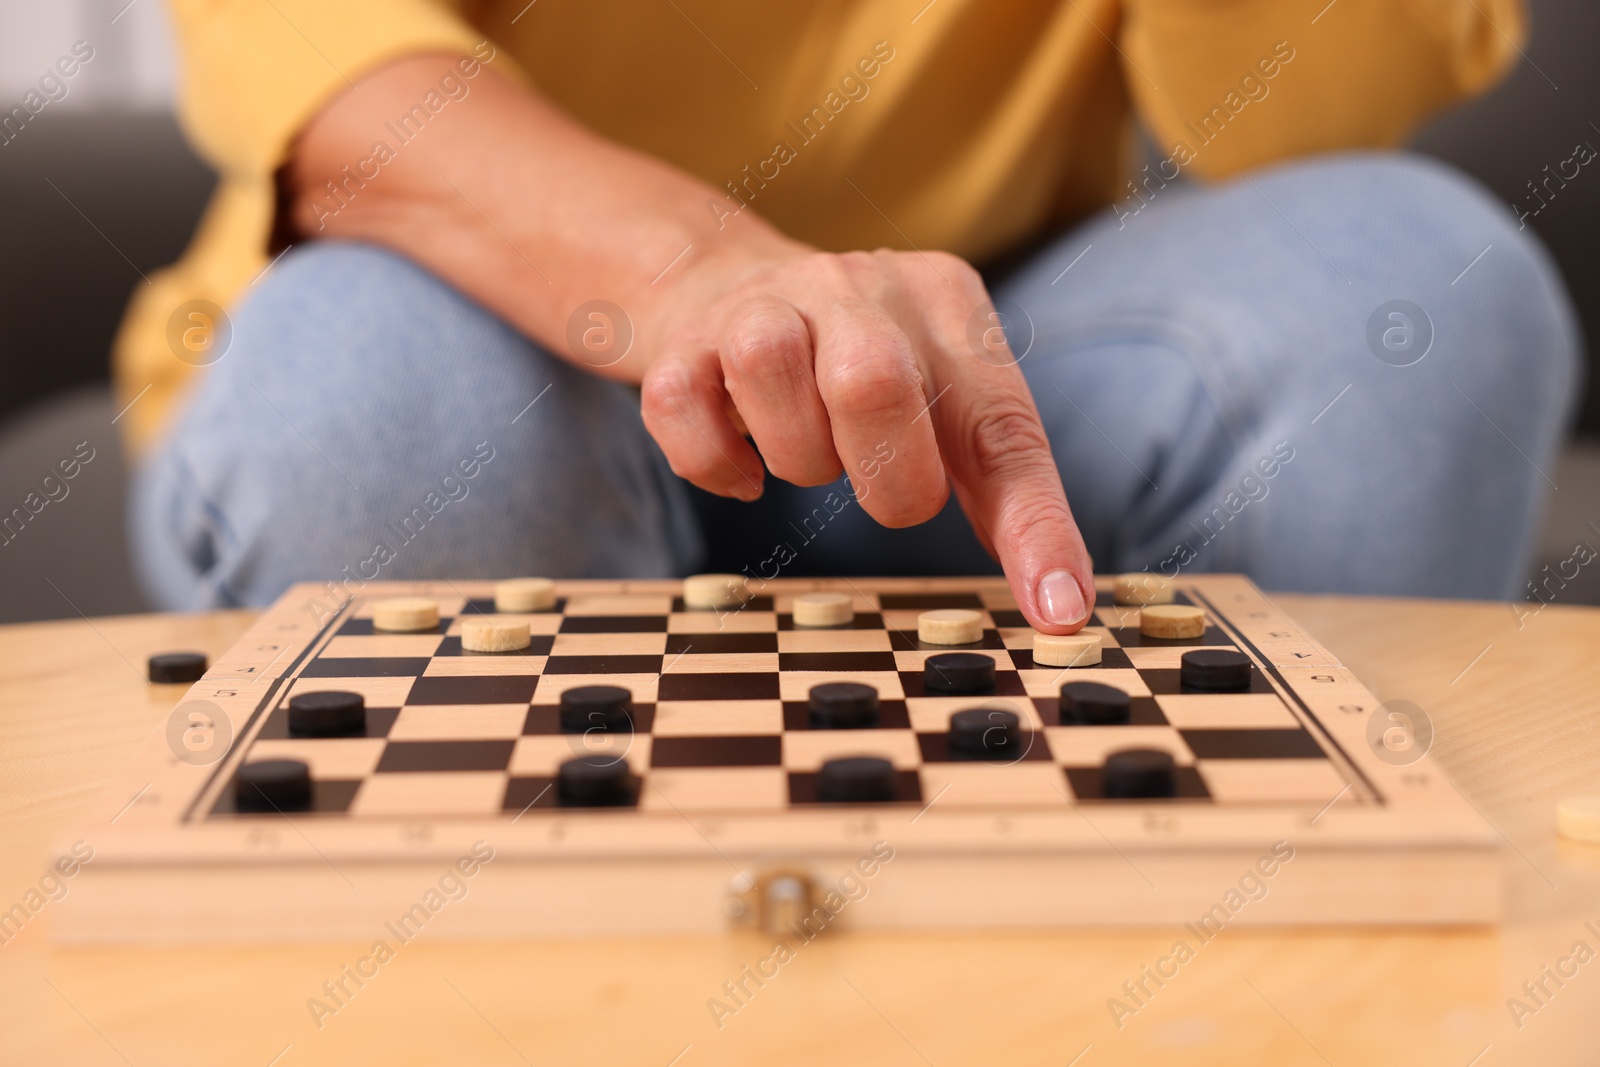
800, 251, 856, 289
967, 400, 1052, 478
670, 454, 728, 486
823, 351, 919, 417
933, 250, 980, 281
639, 365, 690, 417
1001, 497, 1076, 547
866, 478, 950, 529
723, 308, 809, 383
833, 250, 882, 285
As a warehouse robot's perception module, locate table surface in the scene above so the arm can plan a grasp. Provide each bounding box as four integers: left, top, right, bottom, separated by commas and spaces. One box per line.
2, 593, 1597, 1066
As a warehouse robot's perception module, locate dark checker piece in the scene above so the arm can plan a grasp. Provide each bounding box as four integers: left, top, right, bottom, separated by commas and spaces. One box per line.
808, 682, 880, 729
560, 685, 634, 733
288, 691, 366, 737
1060, 681, 1131, 724
816, 756, 898, 803
1102, 748, 1177, 798
558, 755, 636, 806
148, 651, 207, 684
924, 652, 995, 694
1180, 649, 1253, 691
235, 759, 312, 811
949, 707, 1021, 758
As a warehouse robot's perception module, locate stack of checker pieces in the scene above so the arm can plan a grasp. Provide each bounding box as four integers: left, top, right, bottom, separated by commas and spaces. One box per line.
216, 579, 1351, 821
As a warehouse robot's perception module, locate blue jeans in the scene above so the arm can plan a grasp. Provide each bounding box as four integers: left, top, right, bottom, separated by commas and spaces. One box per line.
131, 153, 1581, 610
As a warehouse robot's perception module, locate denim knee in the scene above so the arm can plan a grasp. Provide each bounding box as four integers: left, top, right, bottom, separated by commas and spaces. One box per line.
131, 242, 699, 609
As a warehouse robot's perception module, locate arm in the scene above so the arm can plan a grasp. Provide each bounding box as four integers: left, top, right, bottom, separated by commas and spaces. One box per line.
286, 55, 1096, 632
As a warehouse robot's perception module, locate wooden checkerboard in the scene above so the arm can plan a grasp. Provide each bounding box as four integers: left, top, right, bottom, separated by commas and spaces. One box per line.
54, 576, 1501, 939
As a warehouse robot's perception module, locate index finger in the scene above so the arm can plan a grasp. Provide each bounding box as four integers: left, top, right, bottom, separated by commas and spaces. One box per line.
928, 290, 1094, 633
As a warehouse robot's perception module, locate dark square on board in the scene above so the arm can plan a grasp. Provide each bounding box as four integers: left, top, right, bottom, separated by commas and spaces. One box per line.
435, 634, 555, 657
302, 656, 435, 678
522, 704, 654, 735
559, 615, 669, 633
782, 699, 911, 731
542, 654, 665, 675
257, 705, 400, 740
778, 611, 886, 631
375, 739, 516, 773
876, 593, 986, 611
1179, 728, 1327, 760
788, 769, 923, 805
898, 669, 1027, 699
650, 735, 784, 767
1140, 668, 1276, 696
1064, 765, 1211, 801
1033, 695, 1167, 727
211, 778, 362, 816
657, 672, 782, 701
917, 731, 1052, 763
405, 675, 540, 705
664, 632, 779, 655
502, 776, 559, 812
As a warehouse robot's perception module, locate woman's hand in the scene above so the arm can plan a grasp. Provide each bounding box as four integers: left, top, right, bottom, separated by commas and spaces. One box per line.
642, 246, 1094, 631
289, 54, 1093, 631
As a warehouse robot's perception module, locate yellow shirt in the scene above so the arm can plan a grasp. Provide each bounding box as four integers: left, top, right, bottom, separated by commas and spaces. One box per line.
117, 0, 1522, 455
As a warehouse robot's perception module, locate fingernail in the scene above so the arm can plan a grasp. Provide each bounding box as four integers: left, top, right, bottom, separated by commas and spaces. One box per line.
1036, 569, 1088, 626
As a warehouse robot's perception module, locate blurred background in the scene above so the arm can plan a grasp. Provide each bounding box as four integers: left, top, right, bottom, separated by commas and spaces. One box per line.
0, 0, 1596, 624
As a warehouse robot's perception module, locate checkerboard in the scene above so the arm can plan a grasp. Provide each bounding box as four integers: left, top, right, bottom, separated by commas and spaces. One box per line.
56, 576, 1502, 938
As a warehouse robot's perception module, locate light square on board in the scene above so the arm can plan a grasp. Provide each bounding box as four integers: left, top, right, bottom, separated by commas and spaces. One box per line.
1123, 646, 1220, 670
772, 592, 872, 614
389, 704, 530, 741
976, 588, 1021, 611
562, 594, 672, 616
1020, 667, 1150, 698
778, 671, 905, 702
918, 763, 1071, 808
1043, 725, 1196, 766
351, 771, 507, 816
651, 700, 784, 736
667, 610, 779, 633
1198, 759, 1352, 804
998, 628, 1035, 650
351, 595, 464, 619
782, 729, 921, 770
246, 738, 385, 779
510, 734, 653, 775
663, 652, 780, 674
778, 629, 892, 653
1093, 604, 1142, 629
1155, 694, 1299, 729
641, 767, 788, 811
422, 656, 545, 677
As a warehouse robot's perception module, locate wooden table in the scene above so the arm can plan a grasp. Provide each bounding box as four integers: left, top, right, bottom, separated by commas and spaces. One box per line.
2, 595, 1597, 1066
